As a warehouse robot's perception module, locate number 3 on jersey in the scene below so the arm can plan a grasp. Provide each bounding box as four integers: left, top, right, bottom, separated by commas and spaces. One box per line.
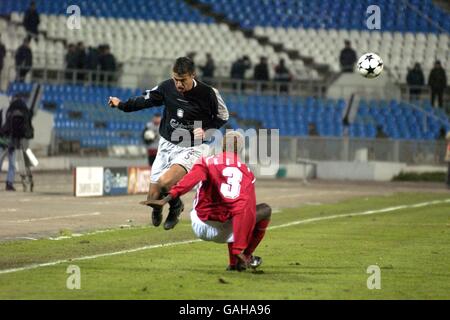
220, 167, 243, 199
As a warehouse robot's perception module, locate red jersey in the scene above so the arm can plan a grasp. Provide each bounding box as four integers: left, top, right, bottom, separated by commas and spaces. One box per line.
169, 152, 256, 254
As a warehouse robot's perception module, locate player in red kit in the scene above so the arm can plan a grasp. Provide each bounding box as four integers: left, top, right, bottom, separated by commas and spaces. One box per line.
141, 131, 272, 271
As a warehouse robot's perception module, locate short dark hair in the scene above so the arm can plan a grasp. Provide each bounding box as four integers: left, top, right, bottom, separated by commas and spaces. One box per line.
173, 57, 195, 75
153, 113, 161, 118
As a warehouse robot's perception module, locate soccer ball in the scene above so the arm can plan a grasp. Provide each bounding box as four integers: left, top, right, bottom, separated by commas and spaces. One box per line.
356, 53, 384, 78
144, 129, 156, 142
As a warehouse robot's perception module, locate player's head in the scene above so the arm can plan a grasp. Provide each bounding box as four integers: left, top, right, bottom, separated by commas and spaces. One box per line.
172, 57, 196, 93
222, 131, 245, 155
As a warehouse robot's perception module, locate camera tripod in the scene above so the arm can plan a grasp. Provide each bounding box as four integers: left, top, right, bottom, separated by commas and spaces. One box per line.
0, 138, 34, 192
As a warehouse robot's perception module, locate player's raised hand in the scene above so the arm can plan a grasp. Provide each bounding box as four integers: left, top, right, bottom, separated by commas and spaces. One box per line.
108, 96, 121, 108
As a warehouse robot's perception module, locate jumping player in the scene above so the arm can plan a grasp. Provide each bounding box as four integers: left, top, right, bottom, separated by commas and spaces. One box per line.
141, 131, 272, 271
109, 57, 229, 230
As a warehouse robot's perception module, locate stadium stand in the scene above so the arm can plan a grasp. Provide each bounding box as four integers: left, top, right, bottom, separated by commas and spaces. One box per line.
0, 0, 316, 80
1, 0, 449, 156
7, 82, 450, 150
198, 0, 450, 81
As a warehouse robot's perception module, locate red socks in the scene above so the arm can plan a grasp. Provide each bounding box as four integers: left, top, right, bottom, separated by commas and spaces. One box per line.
228, 242, 237, 266
244, 219, 270, 257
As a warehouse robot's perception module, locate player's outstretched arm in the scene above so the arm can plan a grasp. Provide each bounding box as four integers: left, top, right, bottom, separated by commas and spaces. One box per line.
108, 87, 164, 113
108, 95, 157, 113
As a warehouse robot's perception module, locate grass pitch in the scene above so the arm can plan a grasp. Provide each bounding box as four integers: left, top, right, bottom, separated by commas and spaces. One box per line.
0, 192, 449, 299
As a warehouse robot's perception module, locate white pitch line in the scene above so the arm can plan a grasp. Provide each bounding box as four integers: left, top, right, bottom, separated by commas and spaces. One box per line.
7, 212, 101, 223
0, 239, 201, 275
0, 199, 449, 275
270, 199, 450, 230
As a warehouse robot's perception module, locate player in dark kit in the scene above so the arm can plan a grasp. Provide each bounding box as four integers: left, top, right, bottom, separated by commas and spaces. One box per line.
141, 131, 272, 271
109, 57, 229, 230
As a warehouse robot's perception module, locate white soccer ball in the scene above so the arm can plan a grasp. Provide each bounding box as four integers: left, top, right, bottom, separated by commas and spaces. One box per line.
144, 129, 156, 141
356, 53, 384, 79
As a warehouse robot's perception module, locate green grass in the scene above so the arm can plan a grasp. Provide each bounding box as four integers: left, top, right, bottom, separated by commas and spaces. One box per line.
0, 192, 449, 299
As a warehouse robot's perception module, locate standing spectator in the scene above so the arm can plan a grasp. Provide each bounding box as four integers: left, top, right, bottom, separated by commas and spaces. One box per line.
274, 58, 292, 93
230, 55, 252, 90
406, 63, 425, 102
200, 53, 215, 83
15, 38, 32, 82
0, 36, 6, 77
187, 51, 197, 64
254, 56, 269, 91
339, 40, 357, 73
65, 43, 78, 81
23, 1, 40, 38
0, 97, 34, 191
75, 42, 86, 81
85, 45, 100, 81
98, 45, 116, 84
142, 114, 161, 166
428, 61, 448, 108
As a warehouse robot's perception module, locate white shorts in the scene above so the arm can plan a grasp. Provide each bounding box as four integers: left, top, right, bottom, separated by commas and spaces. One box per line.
150, 136, 210, 183
190, 210, 234, 243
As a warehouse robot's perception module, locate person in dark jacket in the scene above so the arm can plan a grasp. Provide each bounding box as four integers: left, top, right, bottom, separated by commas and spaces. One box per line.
428, 61, 448, 108
406, 63, 425, 101
15, 38, 32, 82
230, 55, 251, 91
98, 45, 116, 84
0, 97, 34, 191
254, 56, 270, 91
75, 42, 87, 81
339, 40, 357, 73
0, 36, 6, 76
200, 53, 215, 82
23, 1, 40, 37
65, 43, 78, 81
274, 58, 292, 93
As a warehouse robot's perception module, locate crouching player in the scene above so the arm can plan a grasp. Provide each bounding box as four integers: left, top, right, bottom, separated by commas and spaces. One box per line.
141, 131, 271, 271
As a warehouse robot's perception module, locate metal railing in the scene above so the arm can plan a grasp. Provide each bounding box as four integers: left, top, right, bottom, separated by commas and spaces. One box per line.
202, 77, 327, 97
398, 84, 450, 109
279, 136, 447, 165
9, 66, 122, 87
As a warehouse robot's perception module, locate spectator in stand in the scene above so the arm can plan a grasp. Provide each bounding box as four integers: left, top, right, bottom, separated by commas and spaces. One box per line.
75, 42, 87, 81
406, 63, 425, 102
274, 58, 292, 93
254, 56, 270, 91
65, 43, 78, 80
187, 51, 197, 64
86, 46, 101, 81
23, 1, 40, 39
230, 55, 251, 90
200, 53, 215, 84
0, 36, 6, 77
15, 37, 32, 82
339, 40, 357, 73
98, 45, 116, 84
428, 61, 448, 108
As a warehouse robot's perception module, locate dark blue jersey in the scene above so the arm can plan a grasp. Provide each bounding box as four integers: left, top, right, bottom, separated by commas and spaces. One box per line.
118, 79, 229, 146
